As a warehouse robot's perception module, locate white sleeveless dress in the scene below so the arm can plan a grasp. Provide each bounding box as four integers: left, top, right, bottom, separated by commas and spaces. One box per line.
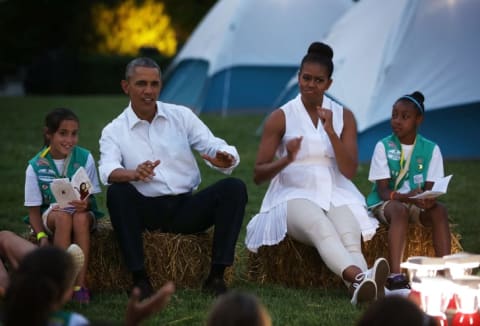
246, 94, 378, 252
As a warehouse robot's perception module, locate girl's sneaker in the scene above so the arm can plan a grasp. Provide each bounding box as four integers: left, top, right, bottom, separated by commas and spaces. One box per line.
72, 286, 91, 304
386, 273, 411, 290
66, 244, 84, 282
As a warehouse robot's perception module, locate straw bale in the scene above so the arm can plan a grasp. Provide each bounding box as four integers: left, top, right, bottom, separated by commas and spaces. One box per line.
23, 219, 234, 291
361, 223, 463, 266
247, 223, 462, 288
247, 235, 344, 288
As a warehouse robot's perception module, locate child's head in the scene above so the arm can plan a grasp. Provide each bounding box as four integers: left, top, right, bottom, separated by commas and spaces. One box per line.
391, 91, 425, 141
356, 295, 436, 326
206, 291, 272, 326
43, 108, 80, 158
3, 246, 76, 326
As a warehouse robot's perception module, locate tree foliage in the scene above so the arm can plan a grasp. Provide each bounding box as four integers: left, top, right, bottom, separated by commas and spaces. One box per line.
91, 0, 177, 57
0, 0, 216, 76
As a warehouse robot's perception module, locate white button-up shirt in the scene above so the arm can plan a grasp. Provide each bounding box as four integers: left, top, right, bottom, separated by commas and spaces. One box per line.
98, 101, 239, 197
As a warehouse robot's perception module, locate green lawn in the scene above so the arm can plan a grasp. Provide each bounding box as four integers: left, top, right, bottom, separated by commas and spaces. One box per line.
0, 96, 479, 325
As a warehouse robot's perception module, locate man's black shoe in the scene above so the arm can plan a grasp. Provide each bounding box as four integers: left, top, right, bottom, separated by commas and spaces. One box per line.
202, 277, 227, 297
131, 278, 154, 301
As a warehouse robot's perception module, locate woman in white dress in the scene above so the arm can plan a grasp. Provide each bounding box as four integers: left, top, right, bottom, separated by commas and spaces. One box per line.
245, 42, 387, 305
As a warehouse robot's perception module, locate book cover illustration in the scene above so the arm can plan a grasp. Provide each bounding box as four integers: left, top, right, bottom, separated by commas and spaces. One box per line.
50, 167, 92, 208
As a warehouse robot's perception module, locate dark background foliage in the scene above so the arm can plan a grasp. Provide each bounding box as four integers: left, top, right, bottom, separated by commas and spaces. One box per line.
0, 0, 216, 94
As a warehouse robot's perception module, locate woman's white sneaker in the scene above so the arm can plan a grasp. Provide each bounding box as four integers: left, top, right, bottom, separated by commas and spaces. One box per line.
367, 257, 390, 299
350, 278, 377, 306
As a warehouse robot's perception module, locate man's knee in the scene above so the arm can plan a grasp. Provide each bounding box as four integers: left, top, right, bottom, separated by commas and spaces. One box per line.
106, 183, 139, 212
107, 182, 134, 200
219, 177, 248, 203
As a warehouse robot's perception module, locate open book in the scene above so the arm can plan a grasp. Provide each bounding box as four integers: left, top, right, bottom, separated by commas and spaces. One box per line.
50, 167, 93, 208
409, 174, 453, 199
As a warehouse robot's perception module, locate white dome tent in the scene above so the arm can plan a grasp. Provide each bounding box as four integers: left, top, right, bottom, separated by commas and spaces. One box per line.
277, 0, 480, 161
159, 0, 353, 115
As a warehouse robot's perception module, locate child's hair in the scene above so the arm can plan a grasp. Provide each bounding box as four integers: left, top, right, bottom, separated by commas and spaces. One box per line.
356, 295, 436, 326
300, 42, 334, 78
396, 91, 425, 115
44, 108, 80, 146
3, 246, 75, 326
206, 291, 271, 326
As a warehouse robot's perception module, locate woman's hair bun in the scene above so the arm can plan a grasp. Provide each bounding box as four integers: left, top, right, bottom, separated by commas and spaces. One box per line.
307, 42, 333, 60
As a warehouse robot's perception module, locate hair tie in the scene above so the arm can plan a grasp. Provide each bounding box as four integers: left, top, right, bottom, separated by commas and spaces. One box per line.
400, 95, 424, 114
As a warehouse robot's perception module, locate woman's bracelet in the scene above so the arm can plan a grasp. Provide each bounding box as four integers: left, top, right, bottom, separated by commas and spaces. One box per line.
389, 191, 396, 201
36, 231, 48, 241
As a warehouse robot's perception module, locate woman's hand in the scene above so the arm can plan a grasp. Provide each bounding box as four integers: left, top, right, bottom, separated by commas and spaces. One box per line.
316, 107, 334, 134
286, 137, 303, 162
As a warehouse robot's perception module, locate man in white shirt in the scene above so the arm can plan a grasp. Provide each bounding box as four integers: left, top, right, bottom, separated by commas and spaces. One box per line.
98, 57, 247, 299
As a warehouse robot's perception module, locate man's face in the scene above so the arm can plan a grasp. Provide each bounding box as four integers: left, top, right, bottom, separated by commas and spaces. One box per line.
121, 66, 162, 118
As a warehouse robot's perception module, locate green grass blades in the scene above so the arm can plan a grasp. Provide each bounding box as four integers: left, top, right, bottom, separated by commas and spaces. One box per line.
1, 96, 479, 325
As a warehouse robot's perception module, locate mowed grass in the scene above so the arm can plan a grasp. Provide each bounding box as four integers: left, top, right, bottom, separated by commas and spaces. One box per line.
0, 96, 479, 325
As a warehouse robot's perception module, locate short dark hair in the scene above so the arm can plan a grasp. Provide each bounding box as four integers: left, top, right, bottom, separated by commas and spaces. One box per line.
207, 291, 268, 326
125, 57, 161, 80
356, 296, 436, 326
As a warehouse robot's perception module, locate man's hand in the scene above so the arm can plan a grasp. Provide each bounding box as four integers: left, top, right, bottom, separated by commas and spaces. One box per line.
125, 281, 175, 326
134, 160, 161, 182
202, 151, 236, 168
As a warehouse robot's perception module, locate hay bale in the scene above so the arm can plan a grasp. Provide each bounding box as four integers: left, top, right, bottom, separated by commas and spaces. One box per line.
23, 220, 234, 291
247, 236, 344, 288
362, 223, 463, 266
87, 220, 234, 291
247, 224, 462, 288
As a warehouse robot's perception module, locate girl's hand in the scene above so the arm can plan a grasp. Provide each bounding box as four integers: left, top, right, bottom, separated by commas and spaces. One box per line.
125, 282, 175, 326
39, 237, 49, 247
69, 198, 89, 212
202, 151, 236, 168
415, 197, 436, 210
406, 188, 423, 198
